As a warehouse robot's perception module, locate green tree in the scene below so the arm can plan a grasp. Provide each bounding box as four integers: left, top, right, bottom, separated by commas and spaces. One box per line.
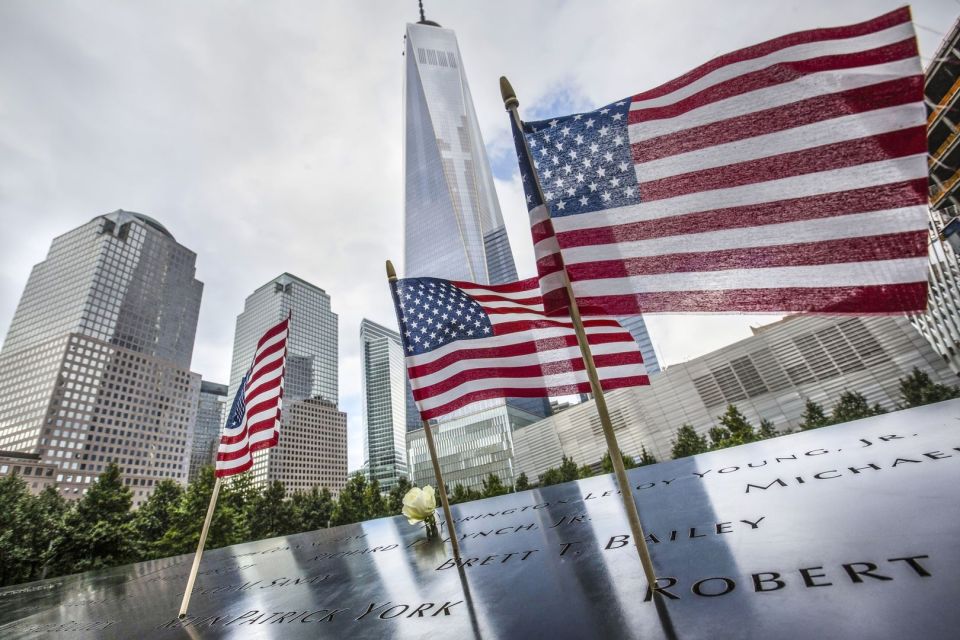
538, 468, 562, 487
637, 445, 658, 466
449, 483, 481, 504
291, 487, 334, 531
577, 464, 595, 479
156, 466, 241, 556
708, 425, 731, 450
247, 481, 297, 540
758, 418, 778, 440
514, 472, 530, 492
48, 463, 136, 575
670, 424, 709, 459
558, 456, 580, 483
133, 479, 183, 559
601, 451, 638, 474
24, 486, 68, 581
220, 472, 257, 542
387, 477, 413, 514
0, 474, 33, 586
481, 474, 509, 498
363, 478, 389, 519
708, 405, 762, 450
830, 391, 886, 424
799, 399, 830, 430
330, 473, 369, 526
898, 367, 960, 408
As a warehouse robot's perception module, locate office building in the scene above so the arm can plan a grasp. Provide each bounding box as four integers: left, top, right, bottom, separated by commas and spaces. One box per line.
360, 319, 410, 492
269, 398, 347, 496
227, 273, 343, 489
513, 315, 955, 481
188, 381, 227, 483
403, 18, 517, 285
0, 451, 58, 495
0, 211, 202, 505
912, 20, 960, 374
407, 402, 540, 493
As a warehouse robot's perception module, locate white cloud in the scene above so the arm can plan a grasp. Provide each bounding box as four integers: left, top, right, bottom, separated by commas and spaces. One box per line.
0, 0, 953, 472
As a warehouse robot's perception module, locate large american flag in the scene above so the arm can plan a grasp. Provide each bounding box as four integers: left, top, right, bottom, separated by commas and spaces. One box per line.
215, 317, 289, 477
390, 277, 649, 420
512, 7, 929, 316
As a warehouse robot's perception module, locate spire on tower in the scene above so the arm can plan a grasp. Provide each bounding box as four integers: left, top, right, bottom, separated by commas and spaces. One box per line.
416, 0, 440, 27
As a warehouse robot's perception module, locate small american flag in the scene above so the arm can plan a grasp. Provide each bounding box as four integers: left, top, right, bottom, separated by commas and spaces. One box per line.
215, 317, 289, 477
390, 276, 648, 420
513, 7, 929, 316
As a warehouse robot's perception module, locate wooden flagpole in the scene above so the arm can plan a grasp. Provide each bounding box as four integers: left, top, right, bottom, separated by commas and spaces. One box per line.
500, 76, 658, 588
178, 476, 223, 617
386, 260, 462, 561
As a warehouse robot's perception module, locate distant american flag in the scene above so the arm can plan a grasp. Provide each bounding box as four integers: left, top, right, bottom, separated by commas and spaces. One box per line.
215, 317, 289, 477
390, 276, 648, 420
513, 7, 929, 316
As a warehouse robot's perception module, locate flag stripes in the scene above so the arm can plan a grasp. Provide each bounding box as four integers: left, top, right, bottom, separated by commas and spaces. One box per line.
215, 317, 289, 477
516, 7, 929, 316
392, 277, 648, 420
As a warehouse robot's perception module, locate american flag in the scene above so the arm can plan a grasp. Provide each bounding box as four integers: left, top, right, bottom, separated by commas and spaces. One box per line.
215, 317, 289, 477
390, 276, 648, 420
512, 7, 929, 316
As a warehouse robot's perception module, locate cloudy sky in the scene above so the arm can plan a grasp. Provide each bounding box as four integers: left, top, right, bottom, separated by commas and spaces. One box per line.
0, 0, 954, 471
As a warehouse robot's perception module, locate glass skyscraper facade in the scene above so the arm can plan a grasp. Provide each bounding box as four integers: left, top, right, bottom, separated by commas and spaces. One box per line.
188, 380, 227, 483
0, 210, 202, 506
360, 319, 410, 491
402, 18, 547, 489
403, 20, 517, 285
228, 273, 342, 487
618, 315, 661, 375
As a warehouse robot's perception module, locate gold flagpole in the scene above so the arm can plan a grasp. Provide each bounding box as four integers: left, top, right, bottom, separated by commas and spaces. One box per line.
500, 76, 657, 588
386, 260, 462, 562
178, 476, 222, 618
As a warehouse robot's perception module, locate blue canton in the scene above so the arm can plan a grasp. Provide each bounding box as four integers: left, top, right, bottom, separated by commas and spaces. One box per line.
224, 372, 248, 431
392, 278, 494, 356
514, 99, 638, 217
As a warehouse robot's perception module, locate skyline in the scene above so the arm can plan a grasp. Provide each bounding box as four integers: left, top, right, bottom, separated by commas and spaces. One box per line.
1, 1, 955, 472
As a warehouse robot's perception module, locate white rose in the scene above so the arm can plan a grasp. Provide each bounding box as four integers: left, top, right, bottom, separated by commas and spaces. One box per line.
402, 485, 437, 524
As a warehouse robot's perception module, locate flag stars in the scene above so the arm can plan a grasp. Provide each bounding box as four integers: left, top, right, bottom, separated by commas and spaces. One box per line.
585, 118, 595, 128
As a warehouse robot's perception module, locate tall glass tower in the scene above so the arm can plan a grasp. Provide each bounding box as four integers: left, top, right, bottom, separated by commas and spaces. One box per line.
360, 319, 410, 491
0, 210, 203, 506
403, 19, 518, 285
227, 273, 343, 488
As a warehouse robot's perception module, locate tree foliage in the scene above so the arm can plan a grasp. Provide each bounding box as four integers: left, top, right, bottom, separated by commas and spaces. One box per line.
481, 473, 509, 498
330, 473, 369, 527
514, 472, 530, 492
47, 463, 137, 575
671, 424, 709, 459
601, 451, 638, 474
898, 367, 960, 408
830, 391, 886, 424
637, 446, 658, 466
799, 399, 830, 431
292, 487, 334, 531
386, 477, 412, 514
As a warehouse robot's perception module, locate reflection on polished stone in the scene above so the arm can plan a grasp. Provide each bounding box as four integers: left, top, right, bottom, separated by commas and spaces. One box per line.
2, 400, 959, 638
